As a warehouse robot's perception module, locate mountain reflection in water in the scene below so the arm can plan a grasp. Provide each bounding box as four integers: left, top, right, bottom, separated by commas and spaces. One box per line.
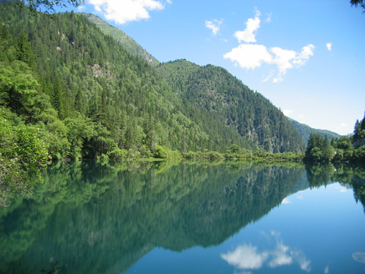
0, 161, 364, 274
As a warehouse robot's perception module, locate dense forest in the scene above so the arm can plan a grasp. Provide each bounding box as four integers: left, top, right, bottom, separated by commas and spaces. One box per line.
304, 113, 365, 162
157, 59, 305, 153
0, 0, 261, 167
83, 13, 160, 67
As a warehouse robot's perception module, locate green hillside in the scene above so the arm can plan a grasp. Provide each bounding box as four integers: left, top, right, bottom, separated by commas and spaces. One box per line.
82, 13, 160, 67
0, 1, 260, 164
157, 60, 306, 153
0, 0, 308, 172
288, 118, 341, 144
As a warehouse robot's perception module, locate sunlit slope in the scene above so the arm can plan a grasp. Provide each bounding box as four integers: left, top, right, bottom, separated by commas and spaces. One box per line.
157, 60, 306, 153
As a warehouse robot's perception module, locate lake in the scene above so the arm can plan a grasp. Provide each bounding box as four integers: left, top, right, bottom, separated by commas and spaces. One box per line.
1, 161, 364, 274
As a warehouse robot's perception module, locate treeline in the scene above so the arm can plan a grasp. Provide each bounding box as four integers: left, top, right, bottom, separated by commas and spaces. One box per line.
304, 114, 365, 162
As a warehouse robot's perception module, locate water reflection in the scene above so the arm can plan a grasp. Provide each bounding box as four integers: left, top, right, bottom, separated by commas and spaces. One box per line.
0, 161, 364, 273
306, 162, 365, 212
353, 252, 365, 264
221, 231, 311, 272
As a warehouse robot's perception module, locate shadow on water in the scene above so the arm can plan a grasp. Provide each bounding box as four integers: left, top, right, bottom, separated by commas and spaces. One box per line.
0, 161, 364, 274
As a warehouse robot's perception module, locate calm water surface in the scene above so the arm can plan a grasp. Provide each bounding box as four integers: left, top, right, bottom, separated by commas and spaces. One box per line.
0, 161, 364, 274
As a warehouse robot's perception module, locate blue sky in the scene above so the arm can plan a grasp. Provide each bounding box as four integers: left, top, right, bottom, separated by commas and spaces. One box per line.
70, 0, 365, 135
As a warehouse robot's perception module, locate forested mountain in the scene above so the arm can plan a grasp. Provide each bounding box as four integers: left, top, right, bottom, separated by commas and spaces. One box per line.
0, 1, 262, 162
288, 117, 341, 144
0, 1, 305, 164
157, 59, 306, 153
82, 13, 160, 67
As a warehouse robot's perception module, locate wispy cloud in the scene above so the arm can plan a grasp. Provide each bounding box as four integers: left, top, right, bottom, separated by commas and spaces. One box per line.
234, 9, 261, 43
205, 19, 223, 36
326, 43, 332, 51
266, 12, 272, 23
271, 44, 314, 83
221, 231, 311, 272
324, 265, 329, 273
87, 0, 170, 25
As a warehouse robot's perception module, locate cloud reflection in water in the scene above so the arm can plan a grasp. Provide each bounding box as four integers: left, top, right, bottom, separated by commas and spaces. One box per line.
221, 231, 311, 272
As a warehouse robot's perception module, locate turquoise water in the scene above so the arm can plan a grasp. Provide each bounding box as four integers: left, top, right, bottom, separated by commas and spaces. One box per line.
0, 161, 364, 274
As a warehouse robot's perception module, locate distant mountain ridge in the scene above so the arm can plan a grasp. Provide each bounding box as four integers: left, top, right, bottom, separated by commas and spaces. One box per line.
82, 13, 160, 67
288, 118, 341, 145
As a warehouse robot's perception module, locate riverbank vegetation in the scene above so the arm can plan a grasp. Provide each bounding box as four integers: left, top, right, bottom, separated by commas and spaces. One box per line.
304, 114, 365, 163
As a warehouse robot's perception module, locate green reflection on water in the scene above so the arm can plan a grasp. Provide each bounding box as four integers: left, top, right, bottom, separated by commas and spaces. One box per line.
0, 161, 363, 274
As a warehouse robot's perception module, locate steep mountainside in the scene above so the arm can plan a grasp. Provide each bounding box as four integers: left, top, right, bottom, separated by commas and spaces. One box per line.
0, 2, 259, 159
83, 13, 160, 67
288, 118, 341, 144
157, 60, 306, 153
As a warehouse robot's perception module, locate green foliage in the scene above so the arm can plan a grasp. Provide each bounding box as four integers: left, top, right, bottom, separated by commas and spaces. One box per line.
351, 0, 365, 11
305, 133, 335, 162
0, 3, 228, 161
157, 60, 305, 153
18, 0, 84, 14
353, 113, 365, 143
0, 108, 49, 206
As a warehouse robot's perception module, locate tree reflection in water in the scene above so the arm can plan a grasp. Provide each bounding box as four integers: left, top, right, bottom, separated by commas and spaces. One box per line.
0, 161, 364, 274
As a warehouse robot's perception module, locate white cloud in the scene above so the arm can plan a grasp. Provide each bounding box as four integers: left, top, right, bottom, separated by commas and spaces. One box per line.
87, 0, 169, 25
225, 8, 314, 83
293, 251, 311, 272
269, 240, 292, 267
270, 47, 296, 83
340, 188, 347, 193
205, 19, 223, 36
324, 265, 329, 273
297, 195, 303, 199
221, 244, 269, 270
283, 109, 293, 116
340, 123, 347, 127
234, 9, 261, 43
281, 198, 292, 204
224, 44, 314, 83
326, 43, 332, 51
221, 232, 311, 272
293, 44, 315, 66
224, 44, 272, 70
